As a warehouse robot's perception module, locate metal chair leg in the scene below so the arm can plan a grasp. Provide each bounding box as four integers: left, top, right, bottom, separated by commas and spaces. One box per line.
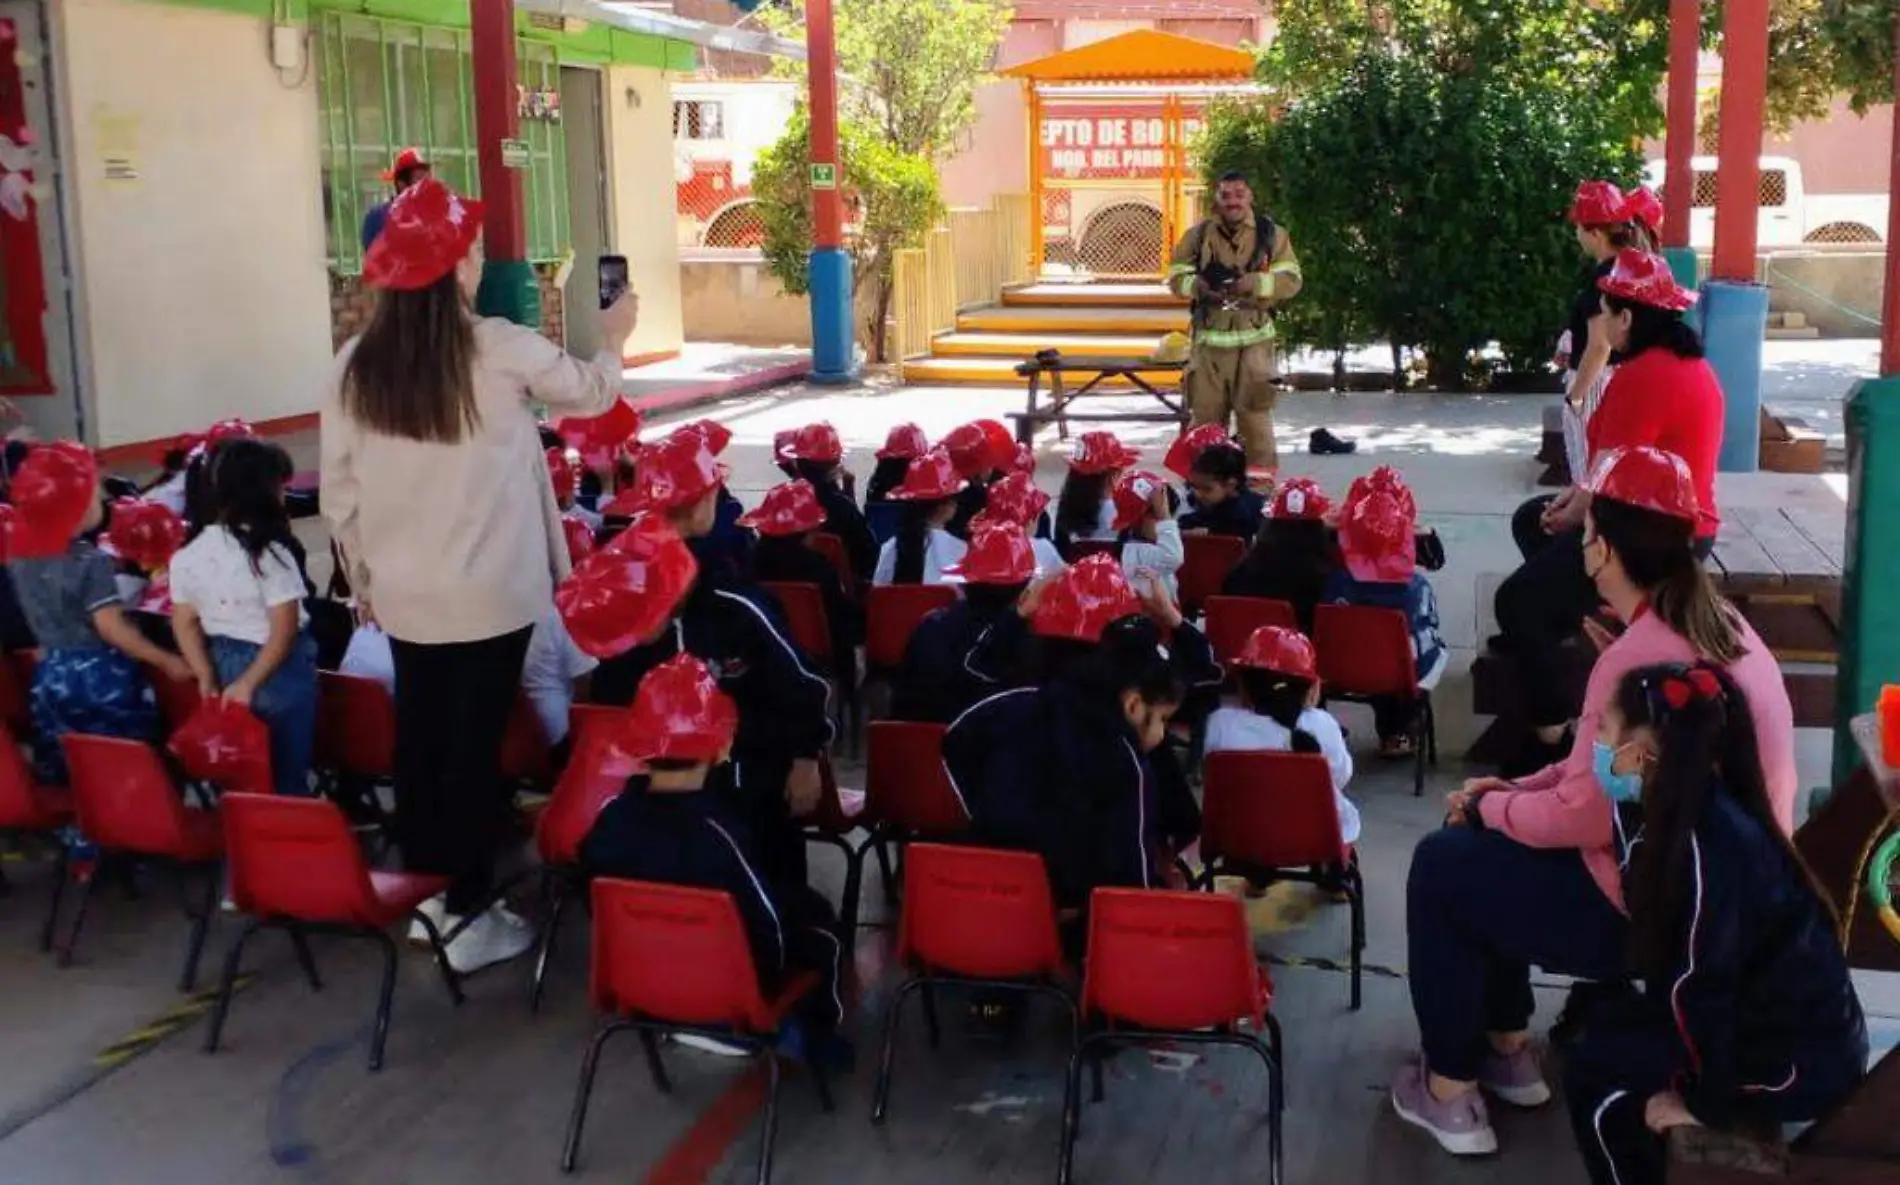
919, 981, 942, 1050
56, 863, 100, 968
838, 845, 865, 954
529, 872, 568, 1015
637, 1027, 672, 1094
873, 831, 899, 908
203, 918, 263, 1054
870, 977, 921, 1124
1057, 1044, 1087, 1185
755, 1051, 783, 1185
560, 1019, 632, 1173
1413, 705, 1427, 796
809, 1043, 837, 1114
1261, 1010, 1287, 1115
1089, 1047, 1105, 1103
1251, 1023, 1286, 1185
1347, 864, 1366, 1012
38, 842, 69, 953
367, 930, 399, 1072
289, 925, 323, 992
412, 910, 465, 1006
177, 863, 219, 993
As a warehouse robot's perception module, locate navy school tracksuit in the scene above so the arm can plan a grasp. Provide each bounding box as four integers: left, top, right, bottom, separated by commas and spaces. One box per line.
689, 489, 755, 586
1562, 792, 1867, 1185
814, 481, 877, 586
588, 576, 835, 887
891, 600, 1022, 725
1178, 487, 1265, 539
942, 679, 1200, 914
580, 772, 843, 1037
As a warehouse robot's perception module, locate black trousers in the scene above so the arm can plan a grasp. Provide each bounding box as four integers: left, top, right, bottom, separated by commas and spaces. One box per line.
390, 626, 533, 916
1496, 496, 1597, 728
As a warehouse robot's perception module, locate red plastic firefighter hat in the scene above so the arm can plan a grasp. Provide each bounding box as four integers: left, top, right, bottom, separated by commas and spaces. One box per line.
556, 400, 643, 470
1598, 248, 1697, 312
1233, 625, 1319, 680
103, 499, 186, 571
178, 417, 257, 459
561, 514, 597, 566
887, 447, 967, 502
944, 522, 1037, 585
361, 178, 485, 291
10, 441, 98, 558
942, 420, 1015, 479
1586, 445, 1699, 522
380, 147, 430, 181
169, 699, 273, 795
676, 419, 733, 457
782, 422, 844, 465
1009, 443, 1036, 476
620, 653, 739, 764
1624, 185, 1664, 232
1569, 180, 1628, 226
1110, 469, 1166, 531
738, 479, 828, 537
773, 428, 798, 469
1068, 430, 1140, 476
1032, 552, 1142, 642
1338, 487, 1417, 583
975, 471, 1049, 528
1164, 423, 1239, 480
877, 422, 929, 461
629, 429, 727, 514
546, 447, 578, 504
1270, 476, 1331, 521
557, 515, 699, 658
1349, 465, 1416, 521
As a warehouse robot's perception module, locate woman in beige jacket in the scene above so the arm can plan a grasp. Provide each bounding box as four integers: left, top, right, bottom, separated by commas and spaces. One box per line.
321, 179, 638, 973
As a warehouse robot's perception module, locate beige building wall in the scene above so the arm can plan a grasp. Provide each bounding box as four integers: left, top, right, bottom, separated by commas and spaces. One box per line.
54, 0, 333, 447
605, 63, 686, 359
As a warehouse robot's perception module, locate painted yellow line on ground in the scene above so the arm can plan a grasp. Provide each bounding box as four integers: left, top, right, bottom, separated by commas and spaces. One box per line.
1266, 953, 1407, 981
93, 974, 257, 1069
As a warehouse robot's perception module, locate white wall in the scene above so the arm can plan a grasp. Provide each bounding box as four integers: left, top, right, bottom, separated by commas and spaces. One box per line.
672, 80, 796, 188
605, 64, 685, 357
55, 0, 333, 447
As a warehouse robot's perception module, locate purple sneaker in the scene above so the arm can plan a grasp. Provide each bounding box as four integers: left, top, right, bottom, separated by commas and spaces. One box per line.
1480, 1044, 1551, 1108
1390, 1060, 1499, 1156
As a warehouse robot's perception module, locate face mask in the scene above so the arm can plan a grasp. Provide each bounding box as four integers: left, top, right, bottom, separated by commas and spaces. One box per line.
1592, 740, 1644, 804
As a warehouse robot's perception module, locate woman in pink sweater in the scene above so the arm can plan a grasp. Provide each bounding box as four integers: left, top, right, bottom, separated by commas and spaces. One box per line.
1391, 446, 1797, 1158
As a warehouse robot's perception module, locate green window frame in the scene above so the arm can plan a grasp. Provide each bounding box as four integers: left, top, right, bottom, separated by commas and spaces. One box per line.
316, 11, 569, 274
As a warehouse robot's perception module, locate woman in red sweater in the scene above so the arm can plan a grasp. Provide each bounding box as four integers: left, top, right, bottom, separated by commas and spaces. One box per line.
1493, 250, 1722, 773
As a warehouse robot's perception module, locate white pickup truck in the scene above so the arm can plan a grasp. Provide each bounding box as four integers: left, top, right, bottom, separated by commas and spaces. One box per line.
1642, 156, 1889, 248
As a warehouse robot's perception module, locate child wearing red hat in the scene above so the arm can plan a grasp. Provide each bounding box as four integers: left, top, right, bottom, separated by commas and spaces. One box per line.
744, 480, 863, 678
781, 422, 877, 585
1558, 180, 1654, 408
579, 654, 846, 1057
940, 420, 1016, 539
968, 471, 1063, 577
1170, 426, 1263, 539
1323, 480, 1446, 758
888, 522, 1039, 724
1110, 469, 1185, 602
1205, 625, 1360, 844
1223, 476, 1337, 632
6, 442, 194, 781
872, 448, 968, 586
1053, 431, 1138, 558
621, 425, 756, 585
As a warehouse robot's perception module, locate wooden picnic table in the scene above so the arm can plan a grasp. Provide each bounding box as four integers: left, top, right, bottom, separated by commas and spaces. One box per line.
1010, 354, 1191, 445
1708, 504, 1845, 625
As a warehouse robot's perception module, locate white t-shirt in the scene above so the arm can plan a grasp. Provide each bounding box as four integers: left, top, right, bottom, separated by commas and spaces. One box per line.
1203, 705, 1361, 844
1121, 519, 1185, 602
873, 528, 968, 586
522, 608, 598, 744
169, 525, 309, 645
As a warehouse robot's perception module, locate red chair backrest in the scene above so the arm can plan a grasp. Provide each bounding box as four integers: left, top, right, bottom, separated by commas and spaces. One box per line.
7, 649, 38, 694
900, 843, 1064, 979
0, 721, 47, 826
589, 878, 775, 1031
1082, 888, 1268, 1031
315, 672, 396, 779
1203, 596, 1299, 665
1064, 539, 1121, 565
221, 793, 380, 924
811, 532, 854, 588
865, 721, 967, 835
1313, 603, 1417, 698
536, 709, 635, 865
61, 733, 200, 855
144, 664, 202, 737
500, 694, 552, 785
1201, 750, 1347, 871
760, 581, 834, 667
865, 585, 957, 670
0, 652, 29, 731
1178, 534, 1246, 616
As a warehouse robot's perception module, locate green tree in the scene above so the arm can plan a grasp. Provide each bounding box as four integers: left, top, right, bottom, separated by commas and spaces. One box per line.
753, 110, 944, 361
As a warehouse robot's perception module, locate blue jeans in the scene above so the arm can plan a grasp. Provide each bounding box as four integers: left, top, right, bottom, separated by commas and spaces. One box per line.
209, 631, 318, 797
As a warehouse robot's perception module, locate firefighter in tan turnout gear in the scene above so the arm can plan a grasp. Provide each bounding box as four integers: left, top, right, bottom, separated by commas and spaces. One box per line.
1167, 171, 1303, 471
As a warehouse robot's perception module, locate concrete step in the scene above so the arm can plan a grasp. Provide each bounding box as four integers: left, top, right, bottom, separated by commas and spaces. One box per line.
929, 331, 1167, 359
1002, 281, 1186, 309
1766, 325, 1823, 340
957, 303, 1189, 335
901, 355, 1181, 387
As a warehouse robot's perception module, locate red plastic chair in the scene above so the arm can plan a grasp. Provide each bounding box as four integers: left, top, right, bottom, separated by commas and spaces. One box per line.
143, 664, 202, 737
0, 722, 74, 950
1202, 596, 1299, 667
801, 752, 872, 952
857, 721, 969, 909
810, 531, 855, 590
1062, 888, 1283, 1185
561, 879, 836, 1182
314, 671, 397, 828
872, 844, 1075, 1124
1199, 750, 1365, 1008
1062, 538, 1121, 565
57, 734, 225, 991
1313, 603, 1438, 796
864, 584, 958, 673
527, 707, 634, 1013
761, 580, 859, 751
1178, 534, 1247, 619
204, 793, 462, 1071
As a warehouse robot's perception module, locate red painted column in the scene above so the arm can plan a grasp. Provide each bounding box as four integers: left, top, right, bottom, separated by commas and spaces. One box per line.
1661, 0, 1699, 248
806, 0, 844, 251
1882, 15, 1900, 375
471, 0, 524, 262
1710, 0, 1770, 281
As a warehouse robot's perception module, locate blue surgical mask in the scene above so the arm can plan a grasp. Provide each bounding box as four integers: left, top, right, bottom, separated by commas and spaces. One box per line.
1592, 740, 1645, 804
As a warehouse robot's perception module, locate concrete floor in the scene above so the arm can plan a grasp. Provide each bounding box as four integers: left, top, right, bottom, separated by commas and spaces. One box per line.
6, 350, 1892, 1185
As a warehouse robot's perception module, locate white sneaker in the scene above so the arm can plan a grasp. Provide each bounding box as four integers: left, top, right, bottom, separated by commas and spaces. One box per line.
407, 894, 447, 946
443, 906, 536, 975
670, 1033, 752, 1058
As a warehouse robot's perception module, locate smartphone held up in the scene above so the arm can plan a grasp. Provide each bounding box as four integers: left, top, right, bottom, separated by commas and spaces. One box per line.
598, 254, 630, 311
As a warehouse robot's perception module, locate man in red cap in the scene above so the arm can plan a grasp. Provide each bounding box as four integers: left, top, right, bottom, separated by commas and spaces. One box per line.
360, 147, 431, 251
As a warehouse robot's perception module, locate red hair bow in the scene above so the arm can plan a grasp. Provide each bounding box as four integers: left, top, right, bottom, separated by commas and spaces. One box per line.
1659, 667, 1722, 710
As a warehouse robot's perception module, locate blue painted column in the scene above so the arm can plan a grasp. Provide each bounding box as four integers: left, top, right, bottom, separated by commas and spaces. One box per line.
805, 0, 857, 384
1700, 280, 1767, 473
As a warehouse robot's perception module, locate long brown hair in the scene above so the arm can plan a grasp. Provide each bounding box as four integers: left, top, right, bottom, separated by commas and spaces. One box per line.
340, 270, 479, 443
1593, 496, 1743, 664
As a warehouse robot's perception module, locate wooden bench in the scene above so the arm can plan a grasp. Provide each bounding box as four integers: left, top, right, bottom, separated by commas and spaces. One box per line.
1011, 354, 1192, 444
1759, 407, 1828, 475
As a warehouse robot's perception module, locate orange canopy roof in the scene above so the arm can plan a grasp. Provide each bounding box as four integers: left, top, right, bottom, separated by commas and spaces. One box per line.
1000, 29, 1255, 84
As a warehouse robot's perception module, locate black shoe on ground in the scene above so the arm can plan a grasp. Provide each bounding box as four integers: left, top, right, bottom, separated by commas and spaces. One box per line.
1309, 428, 1357, 455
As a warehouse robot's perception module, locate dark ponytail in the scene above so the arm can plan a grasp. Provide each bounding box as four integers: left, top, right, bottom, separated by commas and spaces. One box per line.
1238, 669, 1322, 754
866, 457, 911, 504
1055, 470, 1110, 548
1068, 615, 1184, 713
894, 497, 950, 584
1592, 497, 1741, 664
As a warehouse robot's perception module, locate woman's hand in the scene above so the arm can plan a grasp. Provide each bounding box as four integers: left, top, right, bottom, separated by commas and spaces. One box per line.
223, 678, 257, 709
1149, 484, 1172, 521
600, 290, 640, 352
196, 675, 220, 701
1445, 777, 1508, 824
353, 598, 378, 630
1643, 1091, 1700, 1134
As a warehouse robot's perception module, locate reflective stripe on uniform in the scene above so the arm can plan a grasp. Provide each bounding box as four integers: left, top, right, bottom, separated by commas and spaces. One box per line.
1268, 260, 1302, 276
1196, 323, 1277, 348
1167, 264, 1197, 297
